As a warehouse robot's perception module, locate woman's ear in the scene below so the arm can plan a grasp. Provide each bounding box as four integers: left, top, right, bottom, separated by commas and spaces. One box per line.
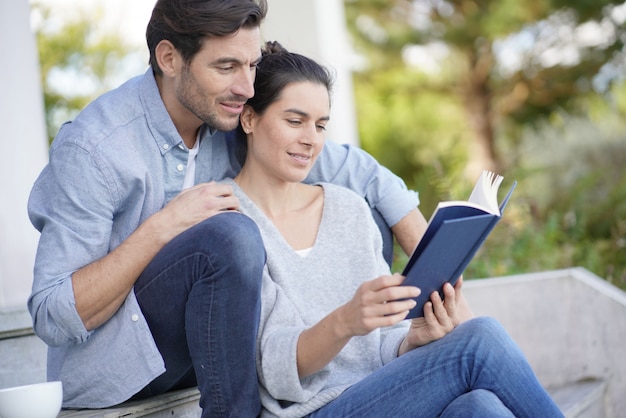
155, 40, 180, 78
240, 105, 255, 134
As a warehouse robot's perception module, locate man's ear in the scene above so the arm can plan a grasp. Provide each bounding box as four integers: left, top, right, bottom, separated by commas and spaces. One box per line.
240, 105, 255, 134
155, 40, 180, 77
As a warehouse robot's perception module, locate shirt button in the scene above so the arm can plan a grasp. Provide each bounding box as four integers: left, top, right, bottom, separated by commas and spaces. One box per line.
131, 314, 139, 322
178, 144, 185, 150
162, 144, 169, 150
177, 164, 184, 172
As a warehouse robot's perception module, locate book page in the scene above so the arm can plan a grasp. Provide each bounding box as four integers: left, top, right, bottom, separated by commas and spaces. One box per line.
467, 170, 503, 215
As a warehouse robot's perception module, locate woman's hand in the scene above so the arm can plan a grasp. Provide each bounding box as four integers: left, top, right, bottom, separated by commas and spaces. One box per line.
334, 273, 420, 338
398, 277, 475, 355
297, 273, 419, 378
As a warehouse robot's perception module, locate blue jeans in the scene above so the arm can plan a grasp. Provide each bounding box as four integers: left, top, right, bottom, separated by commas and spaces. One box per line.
133, 212, 265, 418
309, 317, 564, 418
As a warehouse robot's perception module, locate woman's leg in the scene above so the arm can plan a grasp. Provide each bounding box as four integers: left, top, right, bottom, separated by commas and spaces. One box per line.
134, 212, 265, 418
310, 317, 563, 418
440, 390, 515, 418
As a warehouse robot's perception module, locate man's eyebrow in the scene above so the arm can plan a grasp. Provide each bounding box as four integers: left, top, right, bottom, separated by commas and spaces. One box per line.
211, 55, 263, 66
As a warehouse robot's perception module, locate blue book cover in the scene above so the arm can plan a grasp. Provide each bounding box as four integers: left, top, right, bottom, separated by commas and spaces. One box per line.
402, 171, 516, 318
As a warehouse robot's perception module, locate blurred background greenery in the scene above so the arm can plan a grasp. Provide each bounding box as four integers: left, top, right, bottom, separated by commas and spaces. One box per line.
32, 0, 626, 290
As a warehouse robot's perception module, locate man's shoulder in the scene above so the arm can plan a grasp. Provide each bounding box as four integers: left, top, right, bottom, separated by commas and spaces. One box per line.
52, 73, 151, 150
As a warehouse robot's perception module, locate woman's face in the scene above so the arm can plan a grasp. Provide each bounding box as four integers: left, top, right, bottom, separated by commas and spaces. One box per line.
241, 81, 330, 184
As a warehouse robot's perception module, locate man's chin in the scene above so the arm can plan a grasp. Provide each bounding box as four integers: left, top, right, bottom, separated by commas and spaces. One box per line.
207, 117, 240, 132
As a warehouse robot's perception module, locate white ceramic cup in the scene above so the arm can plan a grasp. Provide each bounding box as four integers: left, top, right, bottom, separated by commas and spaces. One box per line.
0, 381, 62, 418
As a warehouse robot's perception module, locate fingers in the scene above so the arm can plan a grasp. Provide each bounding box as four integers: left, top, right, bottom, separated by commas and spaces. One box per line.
367, 273, 420, 301
184, 182, 240, 212
424, 285, 456, 329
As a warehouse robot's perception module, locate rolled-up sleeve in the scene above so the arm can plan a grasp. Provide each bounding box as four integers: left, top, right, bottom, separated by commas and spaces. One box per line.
28, 139, 115, 346
306, 140, 419, 227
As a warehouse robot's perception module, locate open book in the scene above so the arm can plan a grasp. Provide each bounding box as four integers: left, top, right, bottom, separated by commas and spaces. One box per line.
401, 170, 517, 319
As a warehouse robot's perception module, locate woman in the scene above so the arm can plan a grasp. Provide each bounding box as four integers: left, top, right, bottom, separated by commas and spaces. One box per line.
224, 41, 563, 417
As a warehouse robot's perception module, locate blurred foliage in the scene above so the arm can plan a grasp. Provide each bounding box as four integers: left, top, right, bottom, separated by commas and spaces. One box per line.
345, 0, 626, 289
32, 2, 135, 143
31, 1, 626, 289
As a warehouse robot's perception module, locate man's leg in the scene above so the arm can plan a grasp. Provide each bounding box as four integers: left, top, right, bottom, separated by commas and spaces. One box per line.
134, 212, 265, 418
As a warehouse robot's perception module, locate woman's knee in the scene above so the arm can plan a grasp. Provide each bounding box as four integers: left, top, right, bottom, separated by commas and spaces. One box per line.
190, 212, 264, 261
441, 390, 514, 418
458, 316, 507, 342
457, 316, 529, 368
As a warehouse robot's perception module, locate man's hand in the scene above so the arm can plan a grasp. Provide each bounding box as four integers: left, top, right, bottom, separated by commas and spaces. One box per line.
155, 182, 240, 242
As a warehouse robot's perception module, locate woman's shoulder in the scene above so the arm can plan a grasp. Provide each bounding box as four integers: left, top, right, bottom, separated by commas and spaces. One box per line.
318, 182, 368, 205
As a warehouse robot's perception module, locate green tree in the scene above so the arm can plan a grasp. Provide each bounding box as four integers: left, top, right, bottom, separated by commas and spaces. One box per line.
345, 0, 625, 180
32, 2, 137, 143
345, 0, 626, 287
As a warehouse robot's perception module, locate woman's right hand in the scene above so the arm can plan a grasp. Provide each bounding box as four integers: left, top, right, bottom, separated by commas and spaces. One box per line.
334, 273, 420, 338
297, 273, 419, 378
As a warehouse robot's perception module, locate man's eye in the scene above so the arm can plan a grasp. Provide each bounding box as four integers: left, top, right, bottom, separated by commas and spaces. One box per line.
316, 124, 327, 131
288, 119, 302, 126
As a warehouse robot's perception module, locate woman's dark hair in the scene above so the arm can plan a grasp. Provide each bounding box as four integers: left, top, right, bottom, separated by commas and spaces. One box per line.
246, 41, 334, 115
233, 41, 335, 163
146, 0, 268, 75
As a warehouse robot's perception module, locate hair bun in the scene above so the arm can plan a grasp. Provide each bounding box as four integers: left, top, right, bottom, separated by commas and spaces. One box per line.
262, 40, 287, 56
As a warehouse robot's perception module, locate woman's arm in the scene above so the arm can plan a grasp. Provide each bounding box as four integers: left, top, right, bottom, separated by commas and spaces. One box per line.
296, 274, 419, 378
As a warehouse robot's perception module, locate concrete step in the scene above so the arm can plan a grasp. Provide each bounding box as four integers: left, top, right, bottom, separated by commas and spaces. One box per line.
0, 309, 47, 390
56, 379, 608, 417
1, 310, 608, 417
548, 379, 607, 418
58, 388, 201, 418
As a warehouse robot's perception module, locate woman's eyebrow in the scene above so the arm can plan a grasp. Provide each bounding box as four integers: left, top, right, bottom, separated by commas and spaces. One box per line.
284, 108, 330, 121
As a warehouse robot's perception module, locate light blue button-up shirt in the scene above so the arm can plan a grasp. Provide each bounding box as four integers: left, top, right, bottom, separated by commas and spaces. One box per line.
27, 69, 419, 408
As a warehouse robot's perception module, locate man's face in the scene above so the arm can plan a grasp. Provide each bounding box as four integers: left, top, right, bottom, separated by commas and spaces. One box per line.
176, 27, 262, 132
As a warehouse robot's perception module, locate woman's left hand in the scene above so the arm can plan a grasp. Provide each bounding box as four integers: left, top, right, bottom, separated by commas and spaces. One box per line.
399, 277, 475, 354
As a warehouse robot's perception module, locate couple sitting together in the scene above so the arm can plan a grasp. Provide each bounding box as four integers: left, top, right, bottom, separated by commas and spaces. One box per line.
27, 0, 563, 417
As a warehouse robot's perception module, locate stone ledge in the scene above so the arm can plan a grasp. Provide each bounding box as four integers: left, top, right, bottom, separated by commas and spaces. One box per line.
59, 387, 201, 418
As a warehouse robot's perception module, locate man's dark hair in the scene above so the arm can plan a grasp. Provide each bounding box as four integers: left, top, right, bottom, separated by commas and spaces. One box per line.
146, 0, 268, 75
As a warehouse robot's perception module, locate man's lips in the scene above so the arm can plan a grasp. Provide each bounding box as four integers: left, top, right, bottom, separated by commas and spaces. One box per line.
220, 101, 246, 114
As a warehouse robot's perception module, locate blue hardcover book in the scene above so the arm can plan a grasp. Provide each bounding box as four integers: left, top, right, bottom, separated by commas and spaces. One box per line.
402, 170, 516, 318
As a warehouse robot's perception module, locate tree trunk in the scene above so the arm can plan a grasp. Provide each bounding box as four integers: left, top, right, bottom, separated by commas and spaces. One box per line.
463, 45, 499, 180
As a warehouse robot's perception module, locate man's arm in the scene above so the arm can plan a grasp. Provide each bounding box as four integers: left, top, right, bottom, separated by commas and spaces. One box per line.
308, 140, 423, 250
391, 208, 428, 256
72, 182, 240, 331
29, 151, 239, 344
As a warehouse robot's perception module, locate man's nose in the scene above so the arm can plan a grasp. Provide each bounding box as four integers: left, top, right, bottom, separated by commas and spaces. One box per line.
232, 68, 255, 99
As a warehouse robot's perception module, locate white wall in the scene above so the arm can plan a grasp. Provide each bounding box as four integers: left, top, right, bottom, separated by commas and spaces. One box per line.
262, 0, 359, 146
0, 0, 48, 311
0, 0, 358, 312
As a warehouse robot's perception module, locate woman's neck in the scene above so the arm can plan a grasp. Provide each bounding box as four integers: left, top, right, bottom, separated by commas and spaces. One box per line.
235, 165, 324, 250
235, 166, 307, 218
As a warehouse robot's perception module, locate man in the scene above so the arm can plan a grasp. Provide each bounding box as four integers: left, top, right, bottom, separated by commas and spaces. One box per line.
27, 0, 426, 416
